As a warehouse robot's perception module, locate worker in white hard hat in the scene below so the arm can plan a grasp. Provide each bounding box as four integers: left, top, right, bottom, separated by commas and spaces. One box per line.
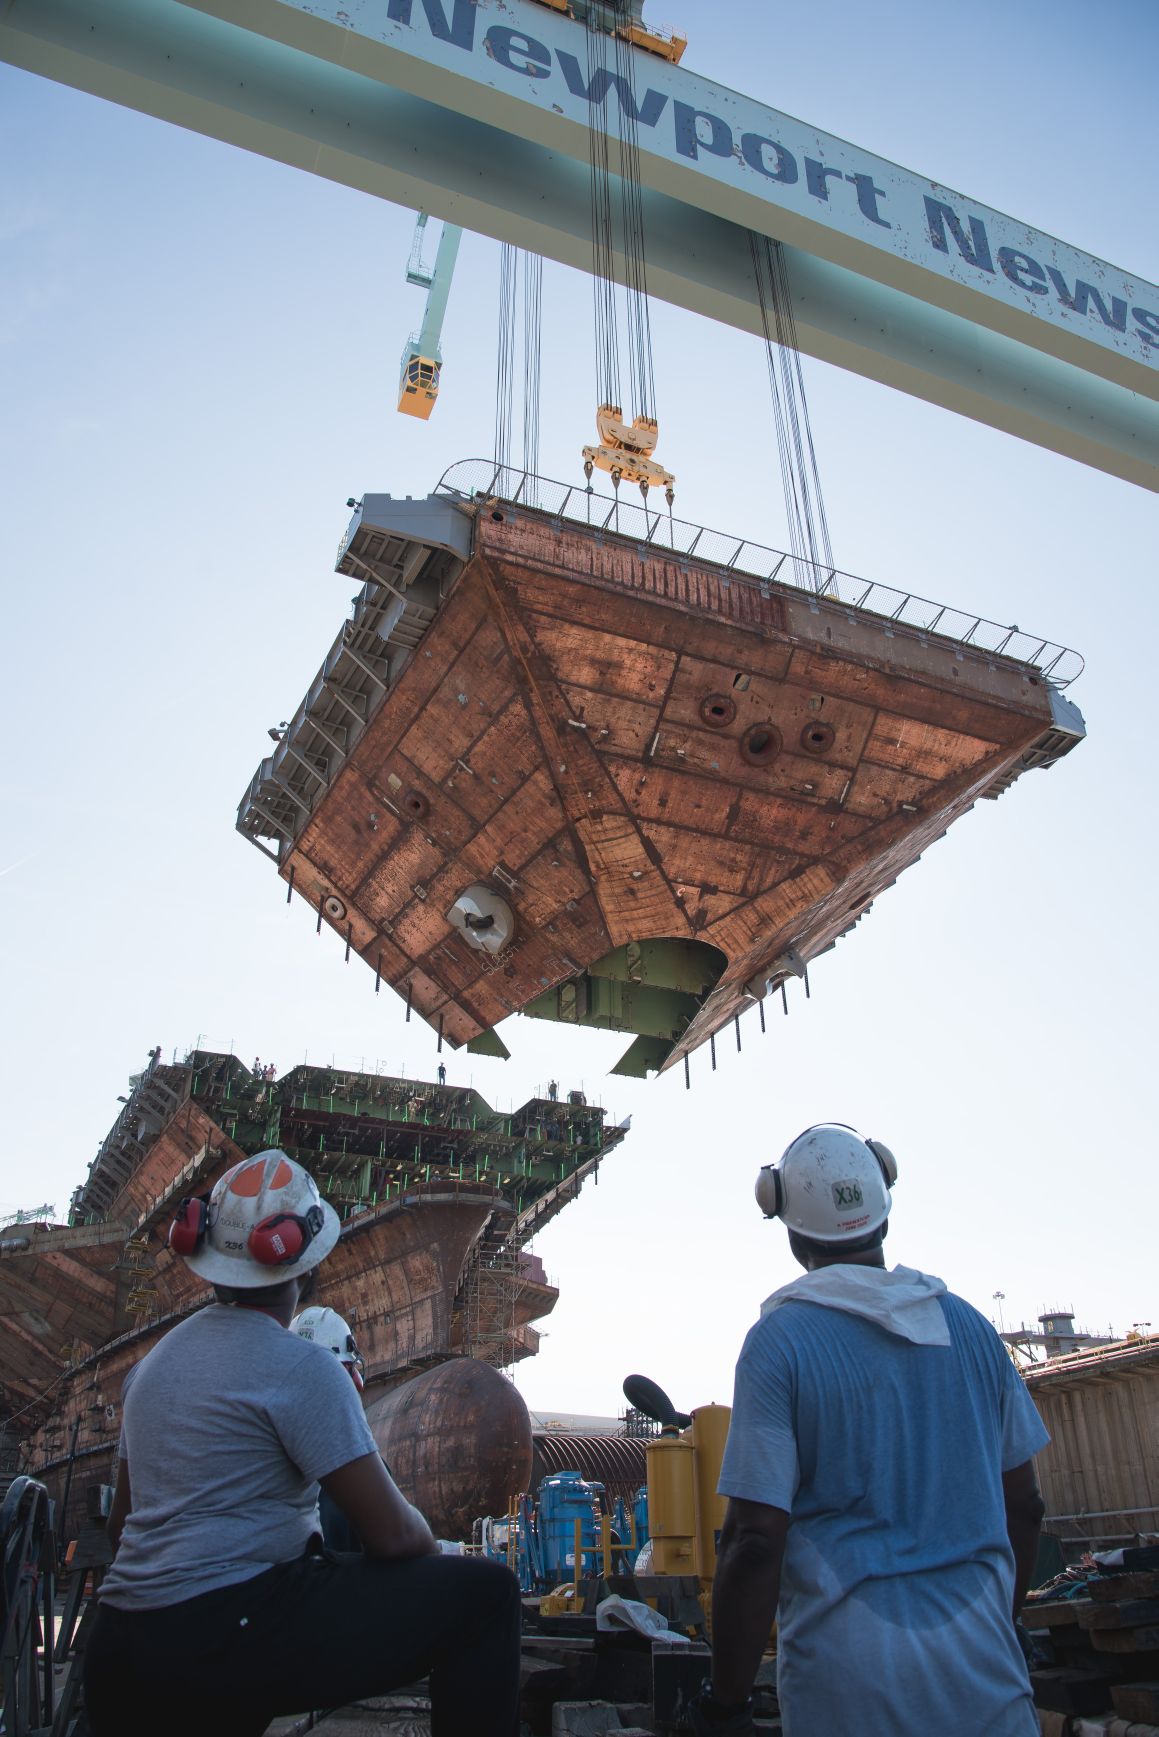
84, 1150, 521, 1737
291, 1304, 367, 1553
690, 1124, 1049, 1737
291, 1304, 365, 1389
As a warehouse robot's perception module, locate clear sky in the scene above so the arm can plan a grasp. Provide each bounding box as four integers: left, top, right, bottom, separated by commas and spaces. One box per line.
1, 0, 1155, 1421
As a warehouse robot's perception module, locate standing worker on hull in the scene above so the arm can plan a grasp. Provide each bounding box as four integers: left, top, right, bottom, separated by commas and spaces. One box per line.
85, 1150, 521, 1737
690, 1124, 1047, 1737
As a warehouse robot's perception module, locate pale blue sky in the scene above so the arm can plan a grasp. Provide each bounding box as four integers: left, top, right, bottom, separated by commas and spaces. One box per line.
1, 0, 1155, 1415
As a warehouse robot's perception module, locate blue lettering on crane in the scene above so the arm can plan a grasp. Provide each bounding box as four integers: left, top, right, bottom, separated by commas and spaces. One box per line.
997, 248, 1048, 294
740, 134, 798, 184
1133, 308, 1159, 348
1045, 270, 1128, 333
555, 52, 668, 125
486, 28, 553, 79
924, 198, 995, 274
382, 0, 1150, 361
672, 101, 733, 161
386, 0, 477, 51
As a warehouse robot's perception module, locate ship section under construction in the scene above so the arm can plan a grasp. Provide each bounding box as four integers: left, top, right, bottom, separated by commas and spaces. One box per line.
238, 463, 1085, 1077
0, 1049, 625, 1537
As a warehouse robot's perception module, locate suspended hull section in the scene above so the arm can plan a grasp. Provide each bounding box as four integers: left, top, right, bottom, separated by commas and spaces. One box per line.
238, 468, 1085, 1076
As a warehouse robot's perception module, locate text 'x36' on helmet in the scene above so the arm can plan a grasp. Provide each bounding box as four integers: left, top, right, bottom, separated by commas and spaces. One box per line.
755, 1123, 898, 1244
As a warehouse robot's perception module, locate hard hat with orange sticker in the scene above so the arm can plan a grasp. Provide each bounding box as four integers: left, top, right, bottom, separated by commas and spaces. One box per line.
177, 1149, 340, 1286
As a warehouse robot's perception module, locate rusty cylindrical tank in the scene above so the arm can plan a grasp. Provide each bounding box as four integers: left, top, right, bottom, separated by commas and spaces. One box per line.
364, 1359, 532, 1541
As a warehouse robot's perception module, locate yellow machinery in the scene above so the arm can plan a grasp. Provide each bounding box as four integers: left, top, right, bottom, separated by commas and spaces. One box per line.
646, 1403, 731, 1588
396, 212, 462, 420
582, 403, 675, 500
397, 353, 442, 420
530, 0, 687, 63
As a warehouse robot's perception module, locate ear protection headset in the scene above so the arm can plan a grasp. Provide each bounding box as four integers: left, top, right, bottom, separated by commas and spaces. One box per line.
247, 1205, 325, 1267
755, 1123, 898, 1220
167, 1197, 325, 1267
167, 1195, 209, 1255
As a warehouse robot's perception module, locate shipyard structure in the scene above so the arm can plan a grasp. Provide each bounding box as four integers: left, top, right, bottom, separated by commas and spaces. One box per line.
0, 1049, 625, 1538
238, 463, 1085, 1079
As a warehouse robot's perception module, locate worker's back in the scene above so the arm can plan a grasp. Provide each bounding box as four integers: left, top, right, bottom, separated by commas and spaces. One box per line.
102, 1303, 376, 1610
720, 1280, 1046, 1737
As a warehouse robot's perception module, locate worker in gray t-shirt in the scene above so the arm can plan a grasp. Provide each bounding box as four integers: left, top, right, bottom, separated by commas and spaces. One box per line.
84, 1150, 521, 1737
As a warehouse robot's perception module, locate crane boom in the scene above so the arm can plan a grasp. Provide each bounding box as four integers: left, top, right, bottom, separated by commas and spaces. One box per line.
2, 0, 1156, 486
398, 214, 464, 419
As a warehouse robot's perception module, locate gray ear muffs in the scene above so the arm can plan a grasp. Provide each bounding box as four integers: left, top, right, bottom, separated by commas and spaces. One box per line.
866, 1139, 898, 1188
754, 1164, 784, 1219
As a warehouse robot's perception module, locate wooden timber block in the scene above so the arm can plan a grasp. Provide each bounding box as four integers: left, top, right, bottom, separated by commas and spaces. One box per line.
1092, 1575, 1159, 1603
1031, 1668, 1114, 1716
1112, 1683, 1159, 1723
1036, 1714, 1071, 1737
1032, 1600, 1097, 1627
1082, 1603, 1159, 1632
1092, 1628, 1159, 1655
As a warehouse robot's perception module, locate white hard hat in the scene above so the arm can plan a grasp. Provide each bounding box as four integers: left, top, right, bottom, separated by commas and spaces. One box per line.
754, 1123, 898, 1244
292, 1306, 362, 1366
168, 1149, 340, 1286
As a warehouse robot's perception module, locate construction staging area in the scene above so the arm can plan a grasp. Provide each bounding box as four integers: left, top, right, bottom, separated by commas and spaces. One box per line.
2, 0, 1157, 1734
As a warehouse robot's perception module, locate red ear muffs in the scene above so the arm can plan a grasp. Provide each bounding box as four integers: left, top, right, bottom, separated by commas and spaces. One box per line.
248, 1204, 325, 1267
168, 1196, 208, 1256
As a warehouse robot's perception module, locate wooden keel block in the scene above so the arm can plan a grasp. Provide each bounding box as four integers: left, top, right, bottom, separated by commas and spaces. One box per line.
1091, 1627, 1159, 1654
1093, 1575, 1159, 1604
1112, 1683, 1159, 1724
1080, 1601, 1159, 1631
1030, 1666, 1114, 1716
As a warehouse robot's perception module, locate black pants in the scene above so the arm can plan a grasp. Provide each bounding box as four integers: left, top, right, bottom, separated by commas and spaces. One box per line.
85, 1550, 521, 1737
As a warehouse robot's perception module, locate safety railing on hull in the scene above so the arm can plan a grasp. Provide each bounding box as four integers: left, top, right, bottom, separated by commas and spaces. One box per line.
436, 459, 1084, 690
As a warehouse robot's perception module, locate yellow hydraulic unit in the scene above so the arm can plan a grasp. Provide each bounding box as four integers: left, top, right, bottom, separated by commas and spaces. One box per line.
646, 1404, 731, 1587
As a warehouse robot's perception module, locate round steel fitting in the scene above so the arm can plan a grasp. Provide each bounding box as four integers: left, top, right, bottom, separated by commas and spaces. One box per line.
799, 721, 836, 755
403, 789, 430, 821
699, 693, 737, 729
323, 894, 347, 922
740, 723, 783, 767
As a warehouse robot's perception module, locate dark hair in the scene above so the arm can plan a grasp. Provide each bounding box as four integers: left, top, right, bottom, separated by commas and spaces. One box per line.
213, 1265, 318, 1310
789, 1223, 887, 1264
213, 1278, 299, 1308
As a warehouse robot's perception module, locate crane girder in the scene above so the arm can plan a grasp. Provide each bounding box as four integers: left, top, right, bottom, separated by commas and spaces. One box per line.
2, 0, 1156, 486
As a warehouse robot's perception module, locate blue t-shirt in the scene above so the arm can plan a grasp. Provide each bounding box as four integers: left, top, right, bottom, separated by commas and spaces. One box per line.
718, 1287, 1048, 1737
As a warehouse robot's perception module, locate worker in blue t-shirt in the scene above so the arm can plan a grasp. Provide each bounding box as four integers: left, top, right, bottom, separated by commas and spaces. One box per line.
85, 1150, 520, 1737
690, 1124, 1048, 1737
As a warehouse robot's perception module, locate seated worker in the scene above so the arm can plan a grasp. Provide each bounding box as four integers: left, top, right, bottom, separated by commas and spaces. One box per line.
85, 1150, 521, 1737
291, 1304, 367, 1553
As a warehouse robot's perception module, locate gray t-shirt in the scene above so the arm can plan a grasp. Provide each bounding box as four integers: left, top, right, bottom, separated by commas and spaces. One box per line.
101, 1304, 378, 1610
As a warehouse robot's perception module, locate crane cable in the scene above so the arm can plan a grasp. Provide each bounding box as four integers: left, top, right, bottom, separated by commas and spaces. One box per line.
749, 232, 835, 586
584, 11, 657, 425
494, 245, 544, 484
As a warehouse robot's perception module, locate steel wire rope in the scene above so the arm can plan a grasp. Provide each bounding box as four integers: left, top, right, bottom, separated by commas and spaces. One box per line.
749, 231, 835, 588
494, 242, 519, 487
522, 250, 544, 482
494, 243, 544, 496
609, 21, 657, 420
585, 16, 622, 412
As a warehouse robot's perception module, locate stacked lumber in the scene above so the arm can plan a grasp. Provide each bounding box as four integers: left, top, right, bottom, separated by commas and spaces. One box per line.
1025, 1552, 1159, 1730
